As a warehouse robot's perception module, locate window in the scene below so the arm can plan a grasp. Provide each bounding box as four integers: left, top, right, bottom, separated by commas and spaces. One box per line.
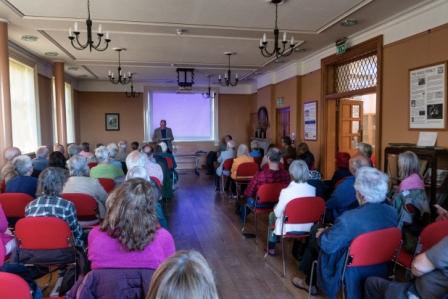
65, 82, 75, 143
335, 54, 378, 93
9, 58, 39, 153
52, 78, 58, 143
147, 91, 216, 142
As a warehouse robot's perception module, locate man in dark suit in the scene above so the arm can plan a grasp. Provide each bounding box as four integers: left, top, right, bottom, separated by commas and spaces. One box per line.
153, 120, 174, 152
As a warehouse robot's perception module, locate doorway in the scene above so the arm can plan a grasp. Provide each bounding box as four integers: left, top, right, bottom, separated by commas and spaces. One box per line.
276, 107, 290, 146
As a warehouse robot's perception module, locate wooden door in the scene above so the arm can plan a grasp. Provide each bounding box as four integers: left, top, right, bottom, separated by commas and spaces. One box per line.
338, 99, 363, 157
276, 107, 290, 146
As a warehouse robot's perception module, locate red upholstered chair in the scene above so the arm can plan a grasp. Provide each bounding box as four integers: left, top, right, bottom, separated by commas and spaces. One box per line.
15, 217, 76, 267
234, 162, 259, 199
220, 159, 233, 193
276, 197, 325, 277
0, 193, 33, 224
88, 162, 98, 169
0, 272, 32, 299
242, 183, 284, 240
98, 178, 115, 193
61, 193, 99, 227
150, 176, 162, 188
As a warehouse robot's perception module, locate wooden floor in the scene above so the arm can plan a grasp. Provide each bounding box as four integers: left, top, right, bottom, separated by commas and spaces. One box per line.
165, 171, 326, 299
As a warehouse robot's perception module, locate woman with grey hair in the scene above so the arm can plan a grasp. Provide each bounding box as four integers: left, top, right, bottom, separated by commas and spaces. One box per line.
90, 146, 124, 181
32, 145, 49, 174
63, 155, 108, 218
266, 160, 315, 255
107, 142, 124, 171
67, 143, 82, 158
5, 155, 38, 197
391, 151, 430, 252
0, 146, 22, 185
25, 167, 84, 248
230, 144, 254, 180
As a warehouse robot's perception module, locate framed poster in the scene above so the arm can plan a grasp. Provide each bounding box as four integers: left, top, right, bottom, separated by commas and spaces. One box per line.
105, 113, 120, 131
409, 63, 446, 129
304, 101, 317, 141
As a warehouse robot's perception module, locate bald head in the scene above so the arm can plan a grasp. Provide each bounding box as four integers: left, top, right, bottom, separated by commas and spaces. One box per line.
349, 155, 370, 176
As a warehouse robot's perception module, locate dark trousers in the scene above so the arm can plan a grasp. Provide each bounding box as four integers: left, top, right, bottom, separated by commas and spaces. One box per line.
364, 277, 411, 299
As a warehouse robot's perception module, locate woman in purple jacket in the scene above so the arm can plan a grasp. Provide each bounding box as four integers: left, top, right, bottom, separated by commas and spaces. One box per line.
88, 178, 175, 269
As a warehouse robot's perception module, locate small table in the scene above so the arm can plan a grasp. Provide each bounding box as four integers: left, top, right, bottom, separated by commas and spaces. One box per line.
174, 152, 207, 176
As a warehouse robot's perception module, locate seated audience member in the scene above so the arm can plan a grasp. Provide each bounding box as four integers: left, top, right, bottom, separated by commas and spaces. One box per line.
391, 151, 430, 253
214, 140, 236, 191
356, 142, 373, 166
261, 143, 284, 169
142, 145, 164, 184
6, 155, 38, 197
0, 204, 16, 254
90, 146, 124, 181
230, 144, 254, 180
79, 142, 95, 161
297, 142, 315, 169
115, 140, 128, 162
88, 178, 175, 269
146, 250, 218, 299
281, 136, 296, 165
292, 167, 397, 298
32, 146, 49, 174
0, 146, 21, 184
329, 152, 352, 189
365, 236, 448, 299
125, 166, 168, 229
53, 143, 66, 156
67, 143, 82, 158
63, 155, 108, 218
206, 134, 232, 175
242, 148, 290, 217
25, 167, 84, 248
155, 142, 177, 185
127, 150, 164, 186
96, 143, 104, 149
107, 142, 123, 171
267, 160, 315, 255
48, 151, 67, 169
153, 145, 174, 199
249, 140, 263, 158
325, 154, 370, 222
131, 141, 140, 151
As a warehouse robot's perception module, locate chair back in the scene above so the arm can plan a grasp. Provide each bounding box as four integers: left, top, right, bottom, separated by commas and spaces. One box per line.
98, 178, 115, 193
235, 162, 258, 180
0, 239, 4, 267
88, 162, 98, 169
256, 183, 284, 205
347, 227, 401, 267
0, 193, 33, 219
419, 220, 448, 252
150, 176, 162, 188
165, 157, 174, 170
15, 217, 72, 250
222, 159, 233, 171
284, 197, 325, 224
0, 272, 31, 299
61, 193, 98, 220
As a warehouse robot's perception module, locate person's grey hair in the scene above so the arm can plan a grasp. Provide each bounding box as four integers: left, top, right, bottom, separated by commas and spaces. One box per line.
267, 148, 282, 163
289, 160, 310, 183
237, 144, 249, 157
4, 147, 21, 162
35, 146, 49, 159
398, 151, 420, 179
37, 167, 69, 196
349, 155, 370, 176
107, 143, 119, 158
354, 167, 388, 203
146, 250, 219, 299
68, 144, 82, 157
12, 155, 33, 176
357, 142, 373, 158
95, 146, 110, 163
67, 155, 89, 177
126, 150, 148, 170
126, 166, 149, 181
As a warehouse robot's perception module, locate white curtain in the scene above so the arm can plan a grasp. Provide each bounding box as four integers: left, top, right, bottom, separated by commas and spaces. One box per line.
65, 82, 75, 143
9, 59, 39, 153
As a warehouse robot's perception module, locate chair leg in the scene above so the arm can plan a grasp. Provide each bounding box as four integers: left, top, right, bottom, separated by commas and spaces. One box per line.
282, 236, 286, 277
254, 212, 257, 243
265, 226, 270, 259
241, 204, 247, 232
309, 260, 317, 299
220, 175, 225, 193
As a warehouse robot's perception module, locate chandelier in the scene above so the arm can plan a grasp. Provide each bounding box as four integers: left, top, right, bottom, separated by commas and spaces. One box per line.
108, 48, 132, 85
125, 75, 140, 98
177, 68, 195, 89
68, 0, 111, 52
218, 52, 238, 87
202, 75, 215, 99
259, 0, 296, 58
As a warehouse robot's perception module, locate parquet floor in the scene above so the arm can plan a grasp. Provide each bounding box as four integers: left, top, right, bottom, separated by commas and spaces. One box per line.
165, 171, 326, 299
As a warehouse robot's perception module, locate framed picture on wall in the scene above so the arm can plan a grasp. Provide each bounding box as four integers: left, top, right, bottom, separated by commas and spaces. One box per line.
304, 101, 318, 141
409, 62, 446, 130
105, 113, 120, 131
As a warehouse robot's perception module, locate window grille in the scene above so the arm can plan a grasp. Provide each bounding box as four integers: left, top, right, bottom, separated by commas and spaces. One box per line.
335, 55, 377, 93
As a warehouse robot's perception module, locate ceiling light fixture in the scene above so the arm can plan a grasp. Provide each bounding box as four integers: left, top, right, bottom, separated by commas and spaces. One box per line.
218, 52, 238, 87
177, 68, 195, 89
125, 75, 140, 98
21, 35, 38, 42
202, 74, 215, 99
108, 48, 132, 85
44, 51, 59, 57
259, 0, 296, 58
340, 19, 358, 27
68, 0, 111, 52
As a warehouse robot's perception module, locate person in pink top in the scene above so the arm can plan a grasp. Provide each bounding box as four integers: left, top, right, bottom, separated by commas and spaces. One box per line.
0, 204, 15, 255
88, 178, 175, 269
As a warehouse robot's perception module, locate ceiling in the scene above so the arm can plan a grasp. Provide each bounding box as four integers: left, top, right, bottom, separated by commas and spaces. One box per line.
0, 0, 429, 85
